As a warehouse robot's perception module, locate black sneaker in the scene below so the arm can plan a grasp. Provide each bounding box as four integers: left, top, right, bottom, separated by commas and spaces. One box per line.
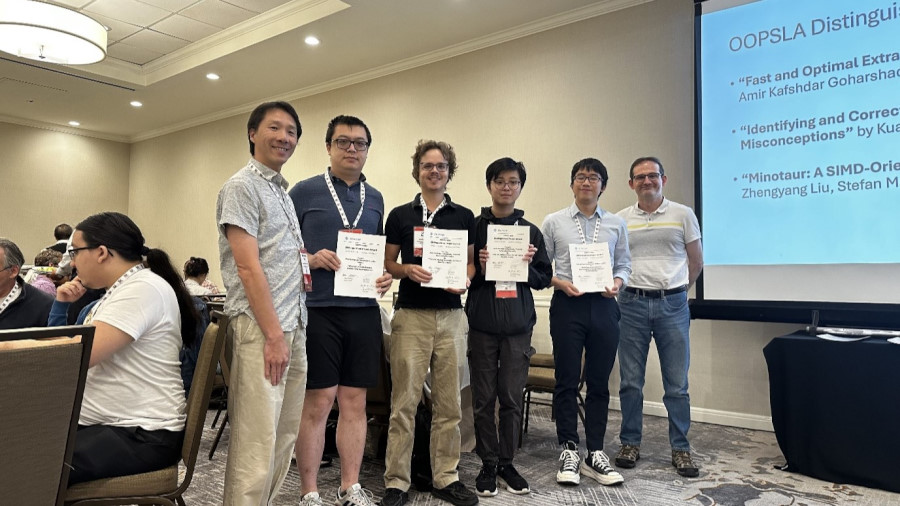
581, 450, 624, 486
614, 444, 640, 468
475, 463, 497, 497
379, 488, 408, 506
431, 481, 479, 506
497, 463, 529, 494
556, 441, 581, 485
672, 450, 699, 477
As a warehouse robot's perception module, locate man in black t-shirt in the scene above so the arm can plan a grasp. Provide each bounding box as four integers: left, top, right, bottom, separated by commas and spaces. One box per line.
381, 140, 478, 506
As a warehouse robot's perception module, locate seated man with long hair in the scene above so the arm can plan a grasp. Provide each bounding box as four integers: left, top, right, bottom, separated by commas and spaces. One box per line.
51, 212, 198, 484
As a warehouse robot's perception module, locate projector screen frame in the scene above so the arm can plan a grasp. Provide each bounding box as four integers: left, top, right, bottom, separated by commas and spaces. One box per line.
690, 0, 900, 330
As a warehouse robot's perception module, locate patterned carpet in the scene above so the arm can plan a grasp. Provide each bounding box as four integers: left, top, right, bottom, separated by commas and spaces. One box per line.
184, 404, 900, 505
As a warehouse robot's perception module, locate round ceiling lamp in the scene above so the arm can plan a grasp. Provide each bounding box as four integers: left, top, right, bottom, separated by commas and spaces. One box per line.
0, 0, 107, 65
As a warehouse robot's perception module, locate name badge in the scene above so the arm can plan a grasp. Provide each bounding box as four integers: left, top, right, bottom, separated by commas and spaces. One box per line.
300, 248, 313, 292
341, 229, 363, 234
495, 280, 517, 299
413, 226, 425, 257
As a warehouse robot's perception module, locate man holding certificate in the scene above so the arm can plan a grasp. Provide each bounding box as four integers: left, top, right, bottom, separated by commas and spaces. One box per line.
288, 115, 392, 506
382, 140, 478, 506
614, 157, 702, 478
540, 158, 631, 487
464, 158, 552, 497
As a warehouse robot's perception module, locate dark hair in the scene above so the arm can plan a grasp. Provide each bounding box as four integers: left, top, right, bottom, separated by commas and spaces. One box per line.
325, 115, 372, 146
485, 157, 526, 188
247, 101, 302, 155
570, 158, 609, 188
411, 139, 458, 183
34, 248, 62, 267
0, 238, 25, 271
76, 212, 198, 346
54, 223, 73, 240
629, 156, 665, 179
184, 257, 210, 278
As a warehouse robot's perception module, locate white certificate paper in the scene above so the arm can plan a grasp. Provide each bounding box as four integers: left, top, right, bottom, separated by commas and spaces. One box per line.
569, 242, 614, 293
485, 224, 528, 282
421, 228, 468, 290
334, 232, 386, 299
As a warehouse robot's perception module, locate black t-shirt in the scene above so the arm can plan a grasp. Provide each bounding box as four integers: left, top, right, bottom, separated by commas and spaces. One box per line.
385, 193, 475, 309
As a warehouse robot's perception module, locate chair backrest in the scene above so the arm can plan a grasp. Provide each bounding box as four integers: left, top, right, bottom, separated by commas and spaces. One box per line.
173, 311, 227, 496
0, 325, 95, 506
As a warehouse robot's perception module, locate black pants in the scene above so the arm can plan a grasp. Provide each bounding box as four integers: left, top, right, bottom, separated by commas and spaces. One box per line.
549, 291, 620, 452
68, 424, 183, 485
467, 328, 533, 466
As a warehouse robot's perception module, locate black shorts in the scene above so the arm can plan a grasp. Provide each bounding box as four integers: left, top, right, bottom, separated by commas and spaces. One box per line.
305, 306, 382, 389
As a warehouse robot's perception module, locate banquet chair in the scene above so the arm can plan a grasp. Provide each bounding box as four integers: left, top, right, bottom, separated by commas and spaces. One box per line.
519, 352, 586, 447
65, 312, 228, 506
0, 325, 94, 506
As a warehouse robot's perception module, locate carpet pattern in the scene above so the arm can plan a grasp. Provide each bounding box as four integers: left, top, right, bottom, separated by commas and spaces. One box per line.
183, 406, 900, 505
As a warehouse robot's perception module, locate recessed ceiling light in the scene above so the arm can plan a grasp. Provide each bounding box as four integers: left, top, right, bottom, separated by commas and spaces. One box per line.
206, 73, 220, 80
305, 36, 320, 46
68, 121, 80, 127
130, 101, 143, 107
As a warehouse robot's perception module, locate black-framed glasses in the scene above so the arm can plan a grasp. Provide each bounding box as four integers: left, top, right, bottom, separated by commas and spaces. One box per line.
491, 179, 521, 189
420, 163, 449, 172
573, 174, 602, 183
0, 265, 13, 273
632, 173, 662, 182
331, 138, 369, 151
67, 246, 98, 258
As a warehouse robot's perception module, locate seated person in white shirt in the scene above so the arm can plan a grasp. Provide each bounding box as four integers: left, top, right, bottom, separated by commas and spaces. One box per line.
54, 212, 199, 485
183, 256, 213, 296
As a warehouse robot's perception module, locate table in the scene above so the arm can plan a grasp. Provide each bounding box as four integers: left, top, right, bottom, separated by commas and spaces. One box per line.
764, 332, 900, 493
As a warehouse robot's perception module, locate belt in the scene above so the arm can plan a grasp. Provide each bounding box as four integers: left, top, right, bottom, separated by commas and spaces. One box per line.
624, 285, 687, 298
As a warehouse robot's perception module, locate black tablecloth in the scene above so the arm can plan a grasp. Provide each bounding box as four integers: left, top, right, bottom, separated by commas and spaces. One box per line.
764, 332, 900, 493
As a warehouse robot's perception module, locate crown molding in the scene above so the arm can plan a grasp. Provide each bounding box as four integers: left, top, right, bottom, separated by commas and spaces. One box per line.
0, 114, 130, 143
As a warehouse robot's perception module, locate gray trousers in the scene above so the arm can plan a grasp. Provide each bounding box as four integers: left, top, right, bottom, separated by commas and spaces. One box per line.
467, 328, 533, 466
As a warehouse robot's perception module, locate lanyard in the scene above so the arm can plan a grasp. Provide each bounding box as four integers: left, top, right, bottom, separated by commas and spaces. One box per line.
574, 211, 602, 244
420, 194, 447, 227
324, 171, 366, 229
0, 282, 22, 315
84, 264, 144, 324
250, 163, 304, 249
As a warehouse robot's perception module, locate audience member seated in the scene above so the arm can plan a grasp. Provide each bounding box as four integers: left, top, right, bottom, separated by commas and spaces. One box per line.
46, 223, 73, 254
183, 256, 218, 296
49, 212, 199, 485
0, 238, 54, 331
29, 248, 63, 296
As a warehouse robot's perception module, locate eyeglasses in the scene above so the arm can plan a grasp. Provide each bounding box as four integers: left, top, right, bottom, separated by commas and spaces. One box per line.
573, 174, 603, 184
420, 163, 449, 172
331, 138, 369, 151
67, 245, 98, 258
0, 265, 13, 273
491, 179, 521, 189
632, 173, 662, 182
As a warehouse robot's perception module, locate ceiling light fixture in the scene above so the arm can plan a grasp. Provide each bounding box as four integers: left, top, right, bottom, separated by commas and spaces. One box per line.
206, 72, 220, 80
68, 121, 80, 126
130, 100, 143, 107
304, 36, 320, 46
0, 0, 107, 65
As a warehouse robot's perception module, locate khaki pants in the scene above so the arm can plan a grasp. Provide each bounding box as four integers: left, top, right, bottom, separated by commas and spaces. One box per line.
224, 314, 307, 506
384, 308, 468, 491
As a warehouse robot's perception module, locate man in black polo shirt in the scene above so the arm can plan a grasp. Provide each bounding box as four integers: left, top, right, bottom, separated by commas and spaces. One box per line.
381, 140, 478, 506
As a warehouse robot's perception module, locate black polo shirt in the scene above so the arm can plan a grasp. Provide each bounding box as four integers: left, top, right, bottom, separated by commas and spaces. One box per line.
385, 193, 475, 309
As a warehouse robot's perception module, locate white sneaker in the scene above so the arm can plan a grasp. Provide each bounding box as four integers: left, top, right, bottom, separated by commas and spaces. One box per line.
556, 441, 581, 485
301, 491, 324, 506
581, 450, 624, 486
336, 483, 376, 506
